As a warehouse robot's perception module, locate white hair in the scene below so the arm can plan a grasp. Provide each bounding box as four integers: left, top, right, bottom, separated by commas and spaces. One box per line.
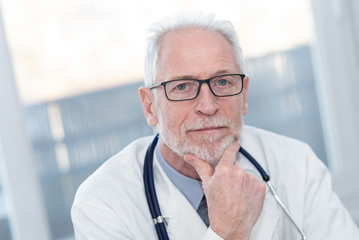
144, 12, 246, 87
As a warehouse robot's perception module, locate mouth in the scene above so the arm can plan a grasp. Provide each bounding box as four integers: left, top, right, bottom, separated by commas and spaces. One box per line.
189, 126, 227, 132
180, 117, 232, 137
184, 126, 231, 144
192, 127, 225, 131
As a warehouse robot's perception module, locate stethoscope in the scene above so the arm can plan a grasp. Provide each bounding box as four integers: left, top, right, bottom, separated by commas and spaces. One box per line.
143, 134, 307, 240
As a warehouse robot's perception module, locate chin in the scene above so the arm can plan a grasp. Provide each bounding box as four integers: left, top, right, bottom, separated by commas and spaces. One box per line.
182, 133, 236, 165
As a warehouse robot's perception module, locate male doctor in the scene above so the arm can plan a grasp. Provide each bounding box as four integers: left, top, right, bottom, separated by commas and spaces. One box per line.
71, 12, 359, 239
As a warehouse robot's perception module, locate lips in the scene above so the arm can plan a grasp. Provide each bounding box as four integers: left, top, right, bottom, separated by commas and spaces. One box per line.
193, 126, 226, 131
180, 117, 232, 136
186, 126, 228, 136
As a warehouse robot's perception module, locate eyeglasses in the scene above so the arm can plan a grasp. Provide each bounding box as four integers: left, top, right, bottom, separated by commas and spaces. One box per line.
150, 74, 245, 101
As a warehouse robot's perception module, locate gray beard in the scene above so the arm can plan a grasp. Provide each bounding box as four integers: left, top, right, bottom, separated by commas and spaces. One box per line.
157, 116, 242, 166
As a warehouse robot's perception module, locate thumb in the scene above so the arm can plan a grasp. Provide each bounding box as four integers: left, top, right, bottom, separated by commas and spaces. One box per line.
184, 154, 214, 186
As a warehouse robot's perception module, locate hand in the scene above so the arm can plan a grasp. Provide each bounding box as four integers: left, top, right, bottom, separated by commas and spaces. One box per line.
184, 142, 266, 240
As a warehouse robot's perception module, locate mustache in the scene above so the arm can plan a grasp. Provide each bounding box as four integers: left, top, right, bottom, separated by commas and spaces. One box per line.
181, 117, 232, 133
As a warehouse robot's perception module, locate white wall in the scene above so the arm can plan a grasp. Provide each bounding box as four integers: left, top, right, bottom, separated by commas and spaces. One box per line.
311, 0, 359, 225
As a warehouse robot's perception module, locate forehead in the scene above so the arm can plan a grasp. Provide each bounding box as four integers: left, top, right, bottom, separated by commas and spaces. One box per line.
156, 28, 239, 81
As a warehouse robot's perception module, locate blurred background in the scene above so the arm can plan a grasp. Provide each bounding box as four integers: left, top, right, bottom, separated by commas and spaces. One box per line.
0, 0, 358, 239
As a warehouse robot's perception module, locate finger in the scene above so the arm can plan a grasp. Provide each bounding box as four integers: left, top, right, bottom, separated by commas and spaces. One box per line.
184, 154, 214, 186
216, 141, 240, 167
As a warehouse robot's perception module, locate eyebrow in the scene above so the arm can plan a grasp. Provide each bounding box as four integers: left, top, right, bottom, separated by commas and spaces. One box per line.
170, 69, 233, 81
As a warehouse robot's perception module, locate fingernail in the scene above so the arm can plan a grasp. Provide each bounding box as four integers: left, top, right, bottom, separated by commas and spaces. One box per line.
183, 155, 192, 162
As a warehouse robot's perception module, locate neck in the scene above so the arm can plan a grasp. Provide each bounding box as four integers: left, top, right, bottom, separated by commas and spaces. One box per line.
158, 138, 200, 180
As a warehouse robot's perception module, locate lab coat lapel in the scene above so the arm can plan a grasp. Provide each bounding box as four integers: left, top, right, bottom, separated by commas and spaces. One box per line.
250, 192, 280, 239
153, 155, 207, 240
239, 153, 281, 240
168, 188, 208, 240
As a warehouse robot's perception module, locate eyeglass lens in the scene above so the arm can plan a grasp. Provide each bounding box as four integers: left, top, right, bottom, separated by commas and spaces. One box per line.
165, 74, 243, 101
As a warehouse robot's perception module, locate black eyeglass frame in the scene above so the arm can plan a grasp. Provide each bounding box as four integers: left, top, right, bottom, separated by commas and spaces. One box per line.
149, 73, 246, 101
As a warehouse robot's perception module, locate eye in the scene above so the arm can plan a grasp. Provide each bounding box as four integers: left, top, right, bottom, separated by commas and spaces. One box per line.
176, 83, 187, 90
167, 80, 197, 94
217, 79, 228, 86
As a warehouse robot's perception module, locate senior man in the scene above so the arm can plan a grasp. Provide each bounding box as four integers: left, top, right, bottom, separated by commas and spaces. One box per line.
71, 12, 359, 240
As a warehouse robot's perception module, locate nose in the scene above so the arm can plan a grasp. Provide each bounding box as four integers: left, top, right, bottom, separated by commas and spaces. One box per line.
194, 83, 219, 116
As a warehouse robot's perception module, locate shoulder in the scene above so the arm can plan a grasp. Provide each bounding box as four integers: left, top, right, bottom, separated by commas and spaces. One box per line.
73, 135, 155, 207
71, 135, 160, 238
241, 125, 321, 179
242, 125, 309, 149
241, 125, 315, 167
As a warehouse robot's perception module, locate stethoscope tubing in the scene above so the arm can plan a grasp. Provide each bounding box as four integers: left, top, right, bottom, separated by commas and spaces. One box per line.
143, 135, 169, 240
238, 147, 270, 182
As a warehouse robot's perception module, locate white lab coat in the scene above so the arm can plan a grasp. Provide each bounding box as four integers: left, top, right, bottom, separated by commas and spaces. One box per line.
71, 126, 359, 239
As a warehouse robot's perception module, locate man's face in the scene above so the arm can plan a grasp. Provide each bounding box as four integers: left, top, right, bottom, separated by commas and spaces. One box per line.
152, 29, 249, 165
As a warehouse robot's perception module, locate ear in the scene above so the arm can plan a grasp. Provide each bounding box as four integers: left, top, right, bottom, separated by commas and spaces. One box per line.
139, 87, 158, 127
241, 76, 250, 115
